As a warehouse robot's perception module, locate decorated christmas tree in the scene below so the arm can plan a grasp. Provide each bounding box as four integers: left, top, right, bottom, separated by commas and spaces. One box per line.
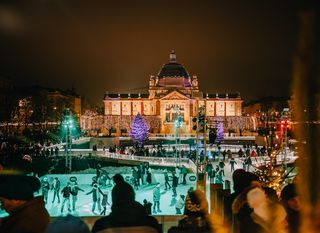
216, 121, 224, 143
129, 113, 149, 145
253, 150, 295, 193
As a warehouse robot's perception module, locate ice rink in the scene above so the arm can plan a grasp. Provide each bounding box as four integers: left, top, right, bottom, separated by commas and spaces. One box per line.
40, 173, 198, 217
0, 158, 252, 218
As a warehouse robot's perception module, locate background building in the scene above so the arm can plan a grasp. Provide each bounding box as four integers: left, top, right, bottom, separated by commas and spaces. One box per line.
0, 84, 81, 135
82, 52, 255, 135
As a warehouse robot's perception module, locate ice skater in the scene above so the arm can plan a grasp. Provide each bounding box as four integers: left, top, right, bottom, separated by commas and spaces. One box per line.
181, 165, 188, 185
245, 155, 252, 172
100, 190, 110, 215
146, 168, 152, 185
52, 177, 60, 204
153, 183, 161, 214
41, 176, 50, 204
218, 159, 225, 176
172, 172, 179, 197
70, 182, 84, 211
175, 194, 185, 214
131, 167, 139, 190
164, 169, 171, 190
229, 157, 237, 172
216, 169, 224, 184
61, 182, 72, 214
96, 163, 102, 179
86, 182, 104, 213
209, 168, 216, 184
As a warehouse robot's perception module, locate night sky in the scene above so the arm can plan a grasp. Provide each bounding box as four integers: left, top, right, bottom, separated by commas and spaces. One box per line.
0, 0, 299, 105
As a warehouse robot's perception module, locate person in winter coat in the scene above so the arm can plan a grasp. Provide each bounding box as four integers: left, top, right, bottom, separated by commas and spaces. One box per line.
209, 168, 216, 184
61, 182, 72, 214
181, 165, 188, 184
52, 177, 61, 204
86, 182, 104, 213
232, 181, 287, 233
153, 183, 161, 214
206, 162, 213, 179
218, 160, 225, 176
70, 182, 84, 211
172, 172, 179, 197
164, 170, 171, 190
96, 164, 102, 179
223, 170, 259, 233
230, 157, 237, 172
132, 167, 139, 190
143, 199, 152, 215
245, 156, 252, 172
168, 190, 213, 233
41, 176, 50, 204
281, 183, 301, 233
146, 169, 152, 184
175, 195, 185, 214
44, 215, 90, 233
0, 172, 50, 233
92, 174, 161, 233
100, 190, 110, 215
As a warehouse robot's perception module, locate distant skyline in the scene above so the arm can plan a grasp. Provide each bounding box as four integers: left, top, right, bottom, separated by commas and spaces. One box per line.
0, 1, 299, 105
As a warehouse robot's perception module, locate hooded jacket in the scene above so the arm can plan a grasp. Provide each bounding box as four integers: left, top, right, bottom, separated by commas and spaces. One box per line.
232, 185, 287, 233
0, 196, 50, 233
91, 201, 161, 233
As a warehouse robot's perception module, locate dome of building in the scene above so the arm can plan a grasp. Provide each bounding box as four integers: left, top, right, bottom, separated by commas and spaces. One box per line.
157, 51, 190, 78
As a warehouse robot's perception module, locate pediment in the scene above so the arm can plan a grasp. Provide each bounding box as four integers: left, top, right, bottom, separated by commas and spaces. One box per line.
160, 91, 189, 100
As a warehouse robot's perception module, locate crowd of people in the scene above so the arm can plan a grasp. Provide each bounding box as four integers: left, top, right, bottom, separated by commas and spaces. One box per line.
0, 170, 211, 233
0, 166, 301, 233
35, 162, 192, 216
0, 135, 60, 170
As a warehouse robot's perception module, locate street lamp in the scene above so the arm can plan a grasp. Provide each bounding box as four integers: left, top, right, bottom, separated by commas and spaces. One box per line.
62, 109, 74, 172
174, 112, 183, 166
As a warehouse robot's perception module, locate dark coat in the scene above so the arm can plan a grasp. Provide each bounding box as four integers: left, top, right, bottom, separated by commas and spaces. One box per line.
168, 214, 212, 233
70, 185, 84, 196
53, 179, 60, 191
101, 193, 109, 206
172, 175, 178, 187
92, 201, 161, 233
61, 186, 71, 198
86, 187, 103, 202
232, 188, 266, 233
0, 196, 50, 233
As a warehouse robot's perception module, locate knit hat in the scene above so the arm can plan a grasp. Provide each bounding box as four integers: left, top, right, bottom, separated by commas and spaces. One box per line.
184, 190, 208, 215
233, 170, 259, 194
44, 215, 90, 233
0, 173, 40, 200
112, 174, 135, 205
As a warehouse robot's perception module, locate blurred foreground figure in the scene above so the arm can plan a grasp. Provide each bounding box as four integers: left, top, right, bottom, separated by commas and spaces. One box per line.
92, 174, 161, 233
281, 184, 300, 233
44, 215, 90, 233
168, 190, 213, 233
0, 171, 50, 233
232, 182, 287, 233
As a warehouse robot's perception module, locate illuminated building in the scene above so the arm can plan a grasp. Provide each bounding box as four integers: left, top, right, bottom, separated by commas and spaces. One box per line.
81, 51, 252, 135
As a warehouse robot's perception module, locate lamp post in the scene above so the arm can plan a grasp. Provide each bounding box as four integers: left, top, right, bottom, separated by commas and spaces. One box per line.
62, 109, 74, 172
174, 115, 183, 167
195, 102, 207, 193
280, 119, 289, 167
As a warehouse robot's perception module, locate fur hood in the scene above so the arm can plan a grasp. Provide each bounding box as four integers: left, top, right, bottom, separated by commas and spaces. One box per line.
232, 181, 261, 214
232, 183, 287, 233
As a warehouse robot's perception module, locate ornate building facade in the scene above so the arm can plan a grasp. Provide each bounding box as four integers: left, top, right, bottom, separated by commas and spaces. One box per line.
81, 52, 254, 135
